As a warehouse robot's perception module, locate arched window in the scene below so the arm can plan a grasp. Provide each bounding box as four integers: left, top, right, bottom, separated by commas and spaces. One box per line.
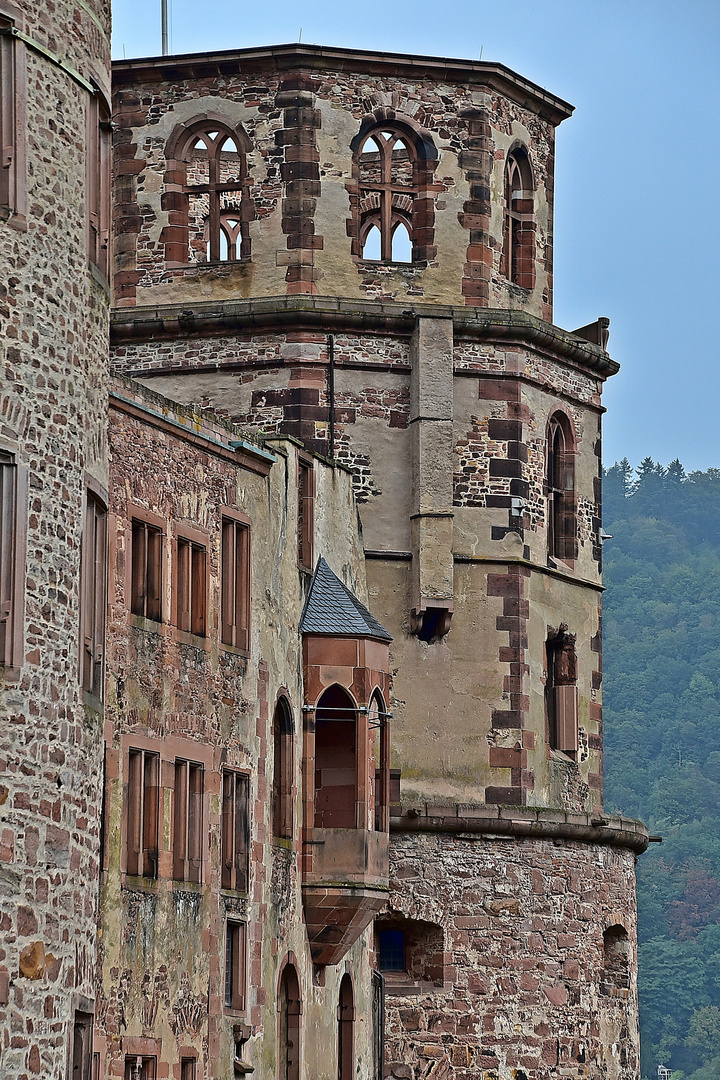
546, 412, 577, 562
164, 118, 252, 266
502, 146, 535, 288
273, 697, 294, 839
278, 962, 301, 1080
338, 974, 354, 1080
314, 685, 357, 829
350, 115, 437, 265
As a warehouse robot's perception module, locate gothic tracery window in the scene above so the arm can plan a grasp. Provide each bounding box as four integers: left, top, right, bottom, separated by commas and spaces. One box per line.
164, 119, 252, 265
501, 145, 535, 288
350, 117, 437, 264
546, 411, 577, 562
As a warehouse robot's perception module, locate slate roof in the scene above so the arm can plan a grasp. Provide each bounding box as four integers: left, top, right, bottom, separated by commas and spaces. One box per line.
299, 558, 393, 642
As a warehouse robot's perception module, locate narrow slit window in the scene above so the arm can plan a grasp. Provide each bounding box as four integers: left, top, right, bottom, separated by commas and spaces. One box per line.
70, 1010, 94, 1080
502, 146, 535, 288
126, 748, 160, 877
0, 15, 26, 225
177, 537, 206, 636
224, 920, 247, 1011
221, 770, 250, 892
273, 699, 294, 840
173, 759, 203, 883
0, 448, 22, 669
131, 520, 163, 621
221, 518, 250, 650
546, 625, 578, 756
80, 491, 108, 698
86, 89, 111, 276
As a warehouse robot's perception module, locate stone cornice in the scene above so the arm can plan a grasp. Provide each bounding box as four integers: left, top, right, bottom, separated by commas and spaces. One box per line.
112, 43, 573, 126
391, 805, 650, 854
111, 297, 619, 380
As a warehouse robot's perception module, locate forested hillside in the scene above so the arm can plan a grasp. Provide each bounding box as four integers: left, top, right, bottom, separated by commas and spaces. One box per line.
603, 460, 720, 1079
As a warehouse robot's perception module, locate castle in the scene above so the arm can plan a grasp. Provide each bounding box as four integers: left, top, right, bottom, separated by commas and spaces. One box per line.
0, 2, 648, 1077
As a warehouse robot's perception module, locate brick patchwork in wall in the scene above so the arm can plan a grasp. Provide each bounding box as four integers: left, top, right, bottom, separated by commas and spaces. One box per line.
383, 831, 640, 1080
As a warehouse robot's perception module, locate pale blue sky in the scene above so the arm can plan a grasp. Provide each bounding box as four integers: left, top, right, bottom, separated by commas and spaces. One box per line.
111, 0, 720, 472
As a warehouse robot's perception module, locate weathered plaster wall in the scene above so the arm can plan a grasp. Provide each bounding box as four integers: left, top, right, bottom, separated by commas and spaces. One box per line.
0, 0, 111, 1075
99, 381, 378, 1078
383, 831, 640, 1080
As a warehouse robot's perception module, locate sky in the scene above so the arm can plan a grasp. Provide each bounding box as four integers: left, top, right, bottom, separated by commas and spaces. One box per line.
110, 0, 720, 473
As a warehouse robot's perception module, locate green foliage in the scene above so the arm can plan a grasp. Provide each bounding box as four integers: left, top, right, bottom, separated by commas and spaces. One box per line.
603, 460, 720, 1077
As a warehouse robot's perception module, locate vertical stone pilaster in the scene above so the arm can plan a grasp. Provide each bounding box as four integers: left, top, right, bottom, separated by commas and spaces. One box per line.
276, 72, 323, 295
409, 317, 454, 635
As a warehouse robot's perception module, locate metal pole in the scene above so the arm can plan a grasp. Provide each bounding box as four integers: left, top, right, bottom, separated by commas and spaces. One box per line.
161, 0, 168, 54
327, 334, 335, 460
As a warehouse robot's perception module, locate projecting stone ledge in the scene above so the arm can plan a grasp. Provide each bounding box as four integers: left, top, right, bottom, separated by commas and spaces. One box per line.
390, 804, 651, 853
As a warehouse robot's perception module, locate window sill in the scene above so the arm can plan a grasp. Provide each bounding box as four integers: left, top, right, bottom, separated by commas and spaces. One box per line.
122, 874, 160, 892
272, 836, 293, 850
381, 973, 445, 996
128, 613, 164, 633
549, 748, 577, 765
81, 689, 104, 714
173, 628, 211, 651
172, 878, 204, 892
219, 642, 250, 659
357, 258, 426, 269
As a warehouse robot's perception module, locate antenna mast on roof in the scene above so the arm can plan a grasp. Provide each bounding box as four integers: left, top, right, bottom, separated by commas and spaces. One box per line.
161, 0, 168, 55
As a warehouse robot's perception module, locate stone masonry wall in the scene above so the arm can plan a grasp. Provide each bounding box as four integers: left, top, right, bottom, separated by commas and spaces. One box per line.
0, 0, 111, 1076
382, 830, 640, 1080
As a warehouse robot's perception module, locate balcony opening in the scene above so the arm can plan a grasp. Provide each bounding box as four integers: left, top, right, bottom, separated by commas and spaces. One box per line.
314, 685, 357, 829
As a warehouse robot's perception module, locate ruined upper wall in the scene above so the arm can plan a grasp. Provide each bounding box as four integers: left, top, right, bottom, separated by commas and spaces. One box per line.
112, 44, 572, 320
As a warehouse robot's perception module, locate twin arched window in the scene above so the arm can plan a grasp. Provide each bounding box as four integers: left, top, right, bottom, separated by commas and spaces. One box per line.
502, 146, 535, 288
350, 116, 437, 265
164, 118, 252, 265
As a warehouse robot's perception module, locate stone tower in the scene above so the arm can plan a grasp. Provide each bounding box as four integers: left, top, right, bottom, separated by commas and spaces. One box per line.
109, 43, 648, 1079
0, 0, 111, 1076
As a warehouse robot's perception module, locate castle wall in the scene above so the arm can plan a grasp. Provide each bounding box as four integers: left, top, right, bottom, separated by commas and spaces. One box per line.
0, 0, 111, 1075
382, 830, 641, 1080
99, 380, 379, 1078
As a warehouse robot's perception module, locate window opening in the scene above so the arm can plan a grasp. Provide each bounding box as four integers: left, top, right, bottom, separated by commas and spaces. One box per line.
314, 687, 357, 830
222, 770, 250, 892
224, 920, 247, 1011
180, 1060, 196, 1080
546, 413, 577, 562
124, 1057, 156, 1080
273, 699, 294, 840
297, 459, 314, 571
221, 517, 250, 650
369, 691, 390, 832
87, 91, 111, 277
278, 963, 301, 1080
173, 760, 203, 882
0, 15, 26, 223
362, 224, 381, 261
80, 491, 107, 698
126, 749, 160, 877
603, 925, 629, 992
131, 520, 162, 621
176, 122, 250, 264
177, 536, 206, 635
391, 221, 412, 263
0, 449, 19, 668
70, 1010, 93, 1080
338, 974, 354, 1080
502, 146, 535, 288
545, 625, 578, 756
378, 929, 405, 972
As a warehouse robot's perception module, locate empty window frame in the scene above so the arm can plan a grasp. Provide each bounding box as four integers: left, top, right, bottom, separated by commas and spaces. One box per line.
224, 920, 247, 1011
546, 413, 577, 562
297, 459, 314, 571
173, 759, 203, 883
603, 924, 630, 991
273, 698, 294, 840
124, 1058, 156, 1080
126, 749, 160, 877
221, 770, 250, 892
338, 974, 354, 1080
545, 625, 579, 756
0, 447, 24, 670
352, 123, 436, 264
86, 88, 111, 276
131, 520, 163, 621
176, 536, 206, 636
164, 119, 252, 265
278, 962, 301, 1080
80, 491, 108, 698
0, 11, 26, 225
501, 146, 535, 288
221, 517, 250, 650
70, 1010, 93, 1080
